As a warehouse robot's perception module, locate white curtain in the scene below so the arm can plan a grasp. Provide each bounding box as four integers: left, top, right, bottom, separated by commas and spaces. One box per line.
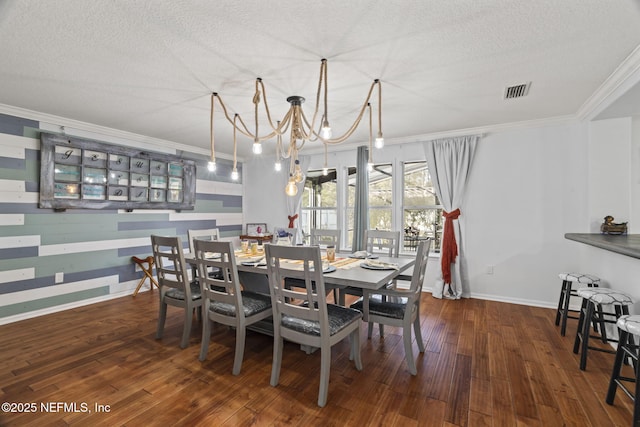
284, 155, 310, 243
424, 135, 478, 299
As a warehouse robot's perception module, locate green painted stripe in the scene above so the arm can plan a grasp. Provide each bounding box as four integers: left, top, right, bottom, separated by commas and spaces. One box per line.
0, 168, 28, 180
40, 226, 177, 245
24, 126, 40, 139
192, 200, 242, 213
0, 286, 109, 318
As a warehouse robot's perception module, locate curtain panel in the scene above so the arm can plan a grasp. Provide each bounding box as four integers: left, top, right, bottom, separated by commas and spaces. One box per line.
424, 135, 478, 299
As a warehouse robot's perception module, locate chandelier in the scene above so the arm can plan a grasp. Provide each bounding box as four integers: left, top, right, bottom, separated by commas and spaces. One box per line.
207, 59, 384, 196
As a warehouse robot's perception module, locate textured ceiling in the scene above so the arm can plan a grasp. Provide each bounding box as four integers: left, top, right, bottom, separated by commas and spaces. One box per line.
1, 0, 640, 158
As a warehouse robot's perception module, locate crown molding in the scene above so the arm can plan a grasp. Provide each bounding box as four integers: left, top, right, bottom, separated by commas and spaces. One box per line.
577, 44, 640, 121
0, 103, 239, 162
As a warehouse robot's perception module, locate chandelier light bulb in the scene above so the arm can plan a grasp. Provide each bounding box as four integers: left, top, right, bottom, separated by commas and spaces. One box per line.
231, 168, 239, 181
207, 161, 216, 172
367, 162, 374, 172
285, 177, 298, 197
274, 160, 282, 172
321, 125, 332, 140
252, 142, 262, 154
322, 167, 328, 176
374, 137, 385, 149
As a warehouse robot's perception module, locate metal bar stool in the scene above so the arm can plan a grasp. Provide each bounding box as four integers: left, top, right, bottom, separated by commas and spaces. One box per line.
573, 287, 634, 370
606, 315, 640, 426
555, 272, 600, 336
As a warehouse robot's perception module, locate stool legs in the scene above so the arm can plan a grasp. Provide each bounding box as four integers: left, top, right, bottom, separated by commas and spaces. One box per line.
606, 329, 640, 426
132, 256, 159, 297
573, 299, 630, 371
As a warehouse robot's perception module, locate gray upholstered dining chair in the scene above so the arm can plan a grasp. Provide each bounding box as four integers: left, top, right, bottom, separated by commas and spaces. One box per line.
194, 239, 272, 375
265, 244, 363, 407
350, 238, 431, 375
151, 235, 203, 349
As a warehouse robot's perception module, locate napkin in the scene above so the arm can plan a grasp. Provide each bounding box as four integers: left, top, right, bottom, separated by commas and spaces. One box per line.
364, 260, 399, 270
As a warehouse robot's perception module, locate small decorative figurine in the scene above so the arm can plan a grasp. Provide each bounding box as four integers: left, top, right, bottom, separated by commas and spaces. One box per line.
600, 215, 628, 235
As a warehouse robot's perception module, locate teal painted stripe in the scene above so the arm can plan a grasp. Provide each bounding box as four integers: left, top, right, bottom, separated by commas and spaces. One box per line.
24, 126, 41, 139
0, 167, 29, 181
0, 286, 109, 318
192, 200, 242, 213
39, 226, 177, 245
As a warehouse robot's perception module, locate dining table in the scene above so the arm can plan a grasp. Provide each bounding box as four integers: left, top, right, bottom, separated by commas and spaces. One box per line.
185, 246, 416, 342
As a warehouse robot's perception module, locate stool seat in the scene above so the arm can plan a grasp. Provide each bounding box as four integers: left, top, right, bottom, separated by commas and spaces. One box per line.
555, 272, 600, 336
559, 272, 600, 285
577, 287, 634, 306
573, 287, 634, 370
618, 315, 640, 336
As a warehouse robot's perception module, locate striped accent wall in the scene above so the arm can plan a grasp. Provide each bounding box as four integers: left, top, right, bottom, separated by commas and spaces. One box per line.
0, 113, 244, 324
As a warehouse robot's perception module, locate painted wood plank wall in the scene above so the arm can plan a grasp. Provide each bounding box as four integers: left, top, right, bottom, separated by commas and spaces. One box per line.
0, 113, 243, 324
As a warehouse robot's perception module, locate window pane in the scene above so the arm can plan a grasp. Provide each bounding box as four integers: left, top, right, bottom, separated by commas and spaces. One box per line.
303, 169, 337, 208
370, 207, 392, 230
403, 208, 443, 252
404, 161, 439, 206
346, 166, 356, 207
369, 163, 392, 206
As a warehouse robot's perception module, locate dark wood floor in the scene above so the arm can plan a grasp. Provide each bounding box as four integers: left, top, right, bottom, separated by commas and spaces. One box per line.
0, 291, 635, 426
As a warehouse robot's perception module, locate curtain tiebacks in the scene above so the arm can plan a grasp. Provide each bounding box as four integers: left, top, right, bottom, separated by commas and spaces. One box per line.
441, 208, 461, 285
288, 214, 298, 228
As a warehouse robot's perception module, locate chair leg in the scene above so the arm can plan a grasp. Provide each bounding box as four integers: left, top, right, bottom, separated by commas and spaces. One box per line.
318, 346, 331, 407
180, 305, 193, 349
156, 301, 167, 339
198, 317, 212, 361
351, 328, 363, 371
573, 299, 588, 354
606, 330, 629, 404
560, 282, 572, 336
555, 280, 566, 326
270, 334, 283, 387
414, 316, 425, 353
232, 325, 247, 376
579, 302, 594, 370
404, 319, 417, 375
379, 323, 385, 338
367, 322, 374, 338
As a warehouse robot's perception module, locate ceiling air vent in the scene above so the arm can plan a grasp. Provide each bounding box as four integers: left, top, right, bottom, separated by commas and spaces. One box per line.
504, 82, 530, 99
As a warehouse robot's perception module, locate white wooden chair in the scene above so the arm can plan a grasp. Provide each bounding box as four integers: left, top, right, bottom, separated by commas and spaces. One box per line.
265, 244, 363, 407
187, 228, 220, 254
351, 238, 431, 375
151, 235, 202, 349
194, 239, 272, 375
310, 228, 341, 250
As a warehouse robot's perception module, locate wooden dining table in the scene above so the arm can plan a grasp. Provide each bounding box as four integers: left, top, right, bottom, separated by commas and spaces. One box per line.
234, 249, 416, 292
186, 248, 416, 298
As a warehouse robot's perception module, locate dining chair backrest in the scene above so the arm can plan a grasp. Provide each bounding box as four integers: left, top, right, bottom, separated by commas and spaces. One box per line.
187, 228, 220, 255
364, 229, 400, 257
151, 235, 191, 298
310, 228, 341, 252
193, 239, 241, 306
265, 244, 329, 337
409, 238, 432, 296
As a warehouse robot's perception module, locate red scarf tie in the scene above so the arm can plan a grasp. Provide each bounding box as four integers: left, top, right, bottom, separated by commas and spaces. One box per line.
441, 208, 460, 285
288, 214, 298, 228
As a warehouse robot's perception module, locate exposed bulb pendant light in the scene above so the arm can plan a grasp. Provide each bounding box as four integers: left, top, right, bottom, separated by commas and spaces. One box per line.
285, 174, 298, 196
367, 102, 374, 171
207, 59, 384, 195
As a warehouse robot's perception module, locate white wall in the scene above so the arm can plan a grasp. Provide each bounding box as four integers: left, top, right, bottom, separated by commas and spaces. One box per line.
588, 118, 632, 232
244, 120, 593, 307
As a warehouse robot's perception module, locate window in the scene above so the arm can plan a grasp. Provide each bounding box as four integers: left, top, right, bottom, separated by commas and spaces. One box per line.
369, 163, 393, 230
300, 168, 338, 244
403, 161, 442, 252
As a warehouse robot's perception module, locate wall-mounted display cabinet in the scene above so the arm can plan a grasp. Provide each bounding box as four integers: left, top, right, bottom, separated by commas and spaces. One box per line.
39, 132, 196, 211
